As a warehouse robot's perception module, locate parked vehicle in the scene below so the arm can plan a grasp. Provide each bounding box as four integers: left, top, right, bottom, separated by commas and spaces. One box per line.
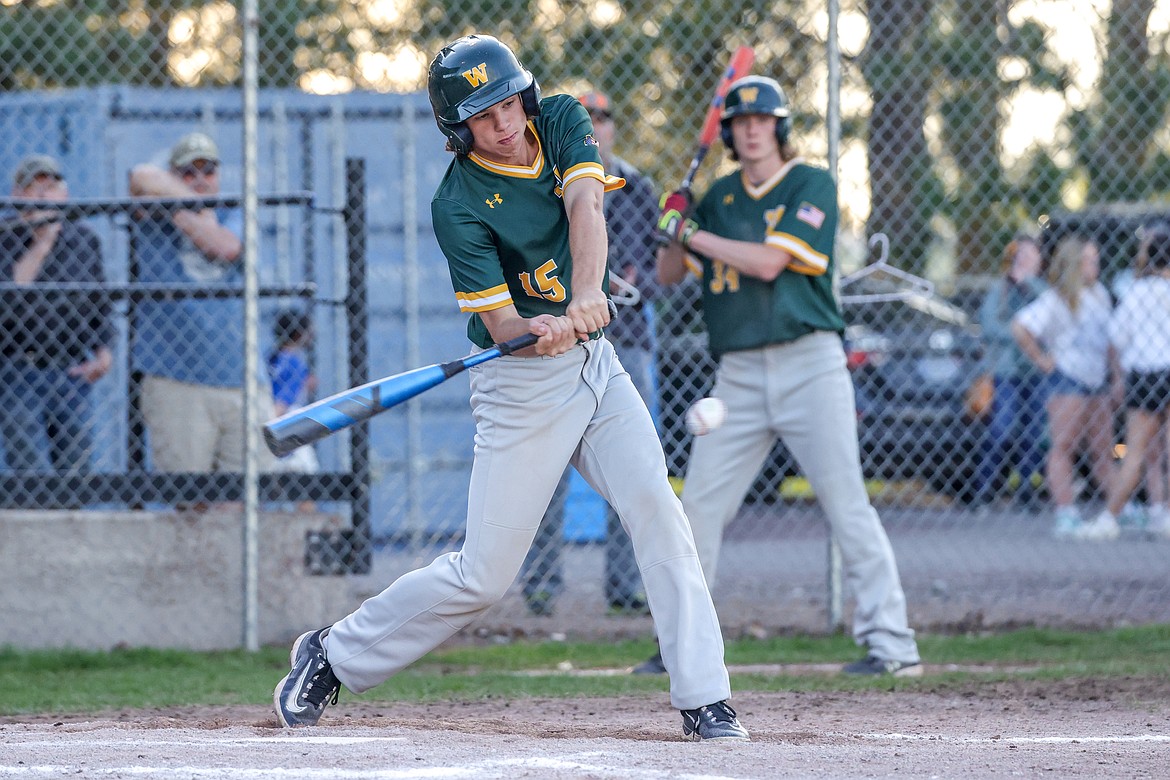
1040, 204, 1170, 287
655, 286, 987, 503
846, 296, 986, 502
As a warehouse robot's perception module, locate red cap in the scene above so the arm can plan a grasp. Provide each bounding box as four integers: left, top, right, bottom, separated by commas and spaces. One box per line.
578, 91, 612, 116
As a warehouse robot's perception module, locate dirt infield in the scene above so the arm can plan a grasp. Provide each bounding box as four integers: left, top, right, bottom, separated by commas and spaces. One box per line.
4, 676, 1169, 778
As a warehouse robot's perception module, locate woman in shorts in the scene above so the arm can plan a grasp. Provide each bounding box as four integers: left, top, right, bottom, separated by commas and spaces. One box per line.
1012, 235, 1114, 537
1080, 224, 1170, 540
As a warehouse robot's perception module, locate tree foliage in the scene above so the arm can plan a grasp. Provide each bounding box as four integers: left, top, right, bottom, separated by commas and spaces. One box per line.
4, 0, 1170, 277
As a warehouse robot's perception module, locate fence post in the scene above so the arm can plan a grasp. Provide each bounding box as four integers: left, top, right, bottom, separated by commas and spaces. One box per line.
344, 157, 372, 575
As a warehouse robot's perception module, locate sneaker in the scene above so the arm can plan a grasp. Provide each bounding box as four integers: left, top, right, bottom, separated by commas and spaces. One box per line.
681, 700, 750, 742
631, 650, 666, 675
607, 593, 650, 616
274, 627, 341, 727
1146, 504, 1170, 540
842, 654, 924, 677
525, 591, 555, 617
1119, 501, 1147, 528
1072, 511, 1121, 541
1052, 506, 1082, 538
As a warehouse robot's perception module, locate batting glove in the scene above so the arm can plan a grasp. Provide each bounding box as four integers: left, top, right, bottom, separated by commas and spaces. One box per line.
655, 190, 697, 247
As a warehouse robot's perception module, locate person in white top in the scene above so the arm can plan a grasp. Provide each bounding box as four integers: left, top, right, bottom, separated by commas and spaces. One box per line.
1079, 224, 1170, 540
1012, 235, 1115, 537
1110, 265, 1170, 532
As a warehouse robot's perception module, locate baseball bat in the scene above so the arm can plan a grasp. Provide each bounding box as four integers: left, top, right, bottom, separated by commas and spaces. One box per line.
678, 45, 756, 196
263, 332, 538, 457
263, 300, 618, 456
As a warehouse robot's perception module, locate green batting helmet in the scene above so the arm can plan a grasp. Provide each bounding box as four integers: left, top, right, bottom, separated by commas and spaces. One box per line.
427, 34, 541, 156
719, 76, 790, 156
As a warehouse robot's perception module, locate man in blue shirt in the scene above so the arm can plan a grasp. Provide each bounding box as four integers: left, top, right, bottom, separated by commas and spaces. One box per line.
129, 132, 275, 474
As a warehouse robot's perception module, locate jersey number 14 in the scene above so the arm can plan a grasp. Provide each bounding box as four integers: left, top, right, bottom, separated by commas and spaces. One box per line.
709, 261, 741, 294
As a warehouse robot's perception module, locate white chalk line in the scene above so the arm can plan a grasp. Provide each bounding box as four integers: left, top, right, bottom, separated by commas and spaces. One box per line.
2, 734, 1167, 778
5, 735, 408, 748
858, 733, 1170, 744
0, 748, 739, 779
6, 731, 1168, 750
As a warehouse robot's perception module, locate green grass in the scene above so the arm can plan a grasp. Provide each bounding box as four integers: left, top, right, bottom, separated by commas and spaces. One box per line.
2, 625, 1168, 716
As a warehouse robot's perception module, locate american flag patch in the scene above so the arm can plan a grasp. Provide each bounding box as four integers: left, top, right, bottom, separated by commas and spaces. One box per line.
796, 203, 825, 229
584, 134, 598, 147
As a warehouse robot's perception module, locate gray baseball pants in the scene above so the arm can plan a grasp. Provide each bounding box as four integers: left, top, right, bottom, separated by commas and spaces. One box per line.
324, 336, 731, 710
522, 343, 653, 604
683, 331, 920, 663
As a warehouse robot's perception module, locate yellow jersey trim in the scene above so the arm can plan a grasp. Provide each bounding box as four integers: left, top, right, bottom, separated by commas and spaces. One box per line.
560, 161, 626, 193
468, 122, 545, 179
456, 284, 513, 313
766, 233, 829, 276
741, 157, 803, 201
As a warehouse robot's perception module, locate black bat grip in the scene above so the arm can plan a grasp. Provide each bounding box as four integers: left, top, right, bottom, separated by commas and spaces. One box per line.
495, 331, 539, 355
492, 300, 614, 354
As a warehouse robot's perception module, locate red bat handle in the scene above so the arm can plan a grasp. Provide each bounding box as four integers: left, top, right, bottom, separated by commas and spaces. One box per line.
699, 46, 756, 146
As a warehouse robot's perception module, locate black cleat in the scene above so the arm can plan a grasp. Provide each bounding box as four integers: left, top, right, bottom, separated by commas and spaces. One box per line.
631, 650, 666, 675
842, 653, 924, 677
273, 627, 341, 727
681, 700, 750, 742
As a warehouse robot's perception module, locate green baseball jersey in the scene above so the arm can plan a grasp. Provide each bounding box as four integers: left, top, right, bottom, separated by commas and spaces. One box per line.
689, 159, 844, 358
431, 94, 624, 348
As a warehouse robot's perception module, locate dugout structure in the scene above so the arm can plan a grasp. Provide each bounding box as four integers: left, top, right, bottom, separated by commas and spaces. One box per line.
0, 88, 479, 574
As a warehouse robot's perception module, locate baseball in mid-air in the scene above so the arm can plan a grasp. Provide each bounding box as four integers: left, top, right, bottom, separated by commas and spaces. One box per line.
685, 396, 727, 436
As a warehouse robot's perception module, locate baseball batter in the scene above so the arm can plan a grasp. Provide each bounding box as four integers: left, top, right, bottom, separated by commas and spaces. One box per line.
274, 34, 748, 742
655, 76, 922, 676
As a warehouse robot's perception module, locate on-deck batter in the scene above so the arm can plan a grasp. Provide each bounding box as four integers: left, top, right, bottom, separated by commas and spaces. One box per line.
654, 75, 922, 677
274, 33, 748, 742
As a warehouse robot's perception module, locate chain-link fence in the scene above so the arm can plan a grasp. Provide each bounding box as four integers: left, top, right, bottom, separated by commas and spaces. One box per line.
4, 1, 1170, 648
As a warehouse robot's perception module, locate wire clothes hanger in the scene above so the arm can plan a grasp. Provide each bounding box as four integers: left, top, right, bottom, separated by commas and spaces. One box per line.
839, 233, 969, 326
839, 232, 934, 304
609, 274, 641, 306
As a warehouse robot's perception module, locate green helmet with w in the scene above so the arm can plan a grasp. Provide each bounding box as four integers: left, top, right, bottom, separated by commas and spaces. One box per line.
427, 34, 542, 156
719, 76, 791, 155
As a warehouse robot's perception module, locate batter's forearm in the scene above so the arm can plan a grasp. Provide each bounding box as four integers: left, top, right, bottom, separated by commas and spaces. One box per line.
687, 231, 790, 281
657, 242, 687, 285
568, 196, 607, 293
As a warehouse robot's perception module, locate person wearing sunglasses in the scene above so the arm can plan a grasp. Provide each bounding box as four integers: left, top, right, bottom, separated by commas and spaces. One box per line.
128, 133, 276, 484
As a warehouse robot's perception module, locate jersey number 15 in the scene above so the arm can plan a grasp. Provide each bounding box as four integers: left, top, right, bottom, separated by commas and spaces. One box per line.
519, 258, 568, 302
